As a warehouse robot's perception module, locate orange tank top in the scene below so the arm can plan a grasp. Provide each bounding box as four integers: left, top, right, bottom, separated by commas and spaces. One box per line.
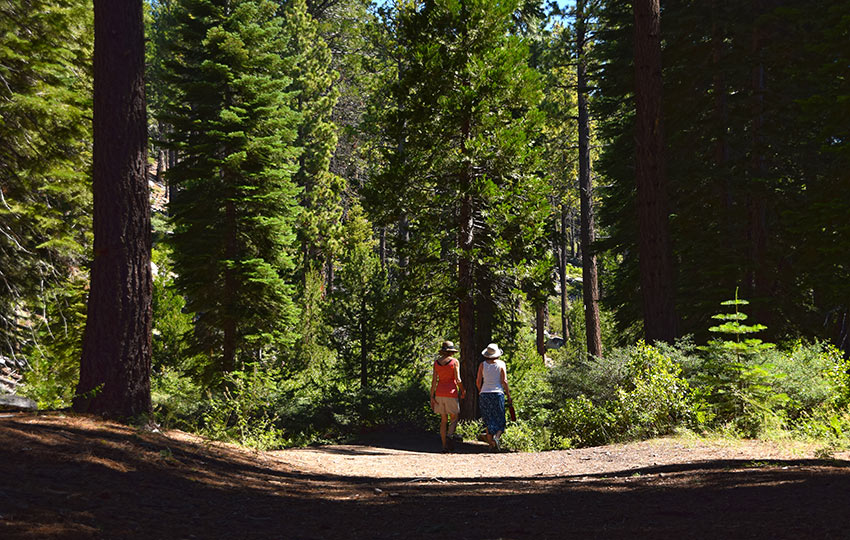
434, 357, 459, 398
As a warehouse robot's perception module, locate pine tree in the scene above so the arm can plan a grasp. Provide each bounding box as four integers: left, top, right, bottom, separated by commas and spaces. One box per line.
160, 0, 302, 376
281, 0, 345, 288
632, 0, 677, 344
384, 0, 549, 418
74, 0, 152, 418
0, 0, 92, 367
595, 0, 849, 352
575, 0, 603, 357
328, 204, 389, 389
538, 21, 579, 345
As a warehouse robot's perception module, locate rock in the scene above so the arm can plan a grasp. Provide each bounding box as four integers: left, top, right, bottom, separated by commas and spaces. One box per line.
0, 394, 37, 412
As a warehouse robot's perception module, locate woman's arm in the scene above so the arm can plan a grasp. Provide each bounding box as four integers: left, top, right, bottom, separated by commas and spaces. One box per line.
476, 362, 484, 392
500, 365, 511, 401
430, 364, 438, 405
454, 360, 465, 398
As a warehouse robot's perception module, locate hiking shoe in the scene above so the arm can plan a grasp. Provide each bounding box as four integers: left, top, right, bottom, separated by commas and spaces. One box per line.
494, 436, 501, 452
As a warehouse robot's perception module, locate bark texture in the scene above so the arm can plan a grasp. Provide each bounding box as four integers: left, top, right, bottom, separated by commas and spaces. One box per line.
577, 1, 603, 358
633, 0, 677, 343
75, 0, 152, 418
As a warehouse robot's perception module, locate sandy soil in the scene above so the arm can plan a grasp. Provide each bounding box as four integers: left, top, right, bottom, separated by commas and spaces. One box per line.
2, 413, 849, 539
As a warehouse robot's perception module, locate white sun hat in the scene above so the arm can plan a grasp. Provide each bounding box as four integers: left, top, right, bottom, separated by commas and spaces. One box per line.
481, 343, 503, 359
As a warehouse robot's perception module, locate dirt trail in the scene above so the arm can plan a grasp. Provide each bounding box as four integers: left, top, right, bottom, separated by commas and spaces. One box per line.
2, 413, 850, 539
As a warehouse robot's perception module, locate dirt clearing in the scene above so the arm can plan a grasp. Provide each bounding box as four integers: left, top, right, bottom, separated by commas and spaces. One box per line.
2, 413, 849, 539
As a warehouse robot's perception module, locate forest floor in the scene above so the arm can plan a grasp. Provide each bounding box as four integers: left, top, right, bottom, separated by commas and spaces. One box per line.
2, 413, 850, 539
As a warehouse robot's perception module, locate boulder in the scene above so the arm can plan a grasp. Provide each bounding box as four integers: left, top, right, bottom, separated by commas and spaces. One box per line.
0, 394, 37, 412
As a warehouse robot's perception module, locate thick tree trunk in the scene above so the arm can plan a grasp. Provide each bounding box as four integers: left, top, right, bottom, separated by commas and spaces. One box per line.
747, 0, 770, 327
559, 206, 570, 340
74, 0, 152, 418
577, 1, 603, 358
633, 0, 677, 344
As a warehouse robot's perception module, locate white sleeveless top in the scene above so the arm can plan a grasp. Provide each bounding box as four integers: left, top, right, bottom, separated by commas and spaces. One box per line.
479, 359, 505, 394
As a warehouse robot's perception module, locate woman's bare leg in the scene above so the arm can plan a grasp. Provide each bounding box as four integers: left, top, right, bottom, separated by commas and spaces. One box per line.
448, 414, 459, 437
440, 414, 448, 449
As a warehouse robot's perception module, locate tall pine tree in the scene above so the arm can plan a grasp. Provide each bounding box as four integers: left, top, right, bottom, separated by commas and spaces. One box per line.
160, 0, 302, 376
383, 0, 549, 418
74, 0, 152, 418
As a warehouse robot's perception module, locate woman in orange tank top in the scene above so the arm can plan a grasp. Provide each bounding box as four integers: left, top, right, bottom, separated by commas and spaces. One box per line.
430, 340, 466, 452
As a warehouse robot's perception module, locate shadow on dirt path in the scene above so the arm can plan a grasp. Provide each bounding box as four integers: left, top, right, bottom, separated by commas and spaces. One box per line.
2, 413, 850, 539
348, 427, 492, 454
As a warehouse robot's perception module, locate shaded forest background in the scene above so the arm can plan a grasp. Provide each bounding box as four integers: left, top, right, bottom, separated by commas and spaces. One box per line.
2, 0, 849, 451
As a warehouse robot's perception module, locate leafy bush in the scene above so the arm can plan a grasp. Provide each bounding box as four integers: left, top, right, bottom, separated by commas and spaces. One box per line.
550, 342, 693, 447
616, 342, 694, 438
548, 345, 630, 406
500, 418, 570, 452
765, 341, 850, 418
552, 395, 617, 447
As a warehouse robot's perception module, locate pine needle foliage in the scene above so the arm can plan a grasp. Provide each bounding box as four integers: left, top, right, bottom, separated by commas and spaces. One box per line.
280, 0, 345, 280
0, 0, 92, 366
159, 0, 302, 376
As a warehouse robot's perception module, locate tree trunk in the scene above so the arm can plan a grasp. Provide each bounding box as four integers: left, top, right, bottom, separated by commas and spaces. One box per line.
360, 296, 368, 390
74, 0, 152, 418
398, 213, 410, 271
577, 0, 603, 358
559, 205, 570, 340
747, 0, 770, 327
569, 208, 576, 259
379, 226, 387, 271
458, 191, 477, 420
475, 274, 495, 358
633, 0, 677, 344
326, 256, 334, 295
535, 302, 548, 358
222, 198, 238, 373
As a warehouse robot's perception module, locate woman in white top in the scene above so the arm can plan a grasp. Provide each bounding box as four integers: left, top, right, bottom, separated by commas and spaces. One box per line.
476, 343, 511, 451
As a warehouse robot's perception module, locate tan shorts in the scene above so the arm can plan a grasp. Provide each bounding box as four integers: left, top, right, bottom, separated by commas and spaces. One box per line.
433, 396, 460, 416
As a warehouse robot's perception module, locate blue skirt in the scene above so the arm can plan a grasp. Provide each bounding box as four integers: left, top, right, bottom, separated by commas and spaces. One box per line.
479, 392, 506, 434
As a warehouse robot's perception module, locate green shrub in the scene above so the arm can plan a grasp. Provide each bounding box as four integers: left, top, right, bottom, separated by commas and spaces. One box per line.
201, 365, 286, 450
500, 418, 570, 452
616, 341, 694, 439
551, 342, 693, 447
547, 345, 630, 405
552, 395, 617, 447
766, 341, 850, 418
151, 367, 205, 431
